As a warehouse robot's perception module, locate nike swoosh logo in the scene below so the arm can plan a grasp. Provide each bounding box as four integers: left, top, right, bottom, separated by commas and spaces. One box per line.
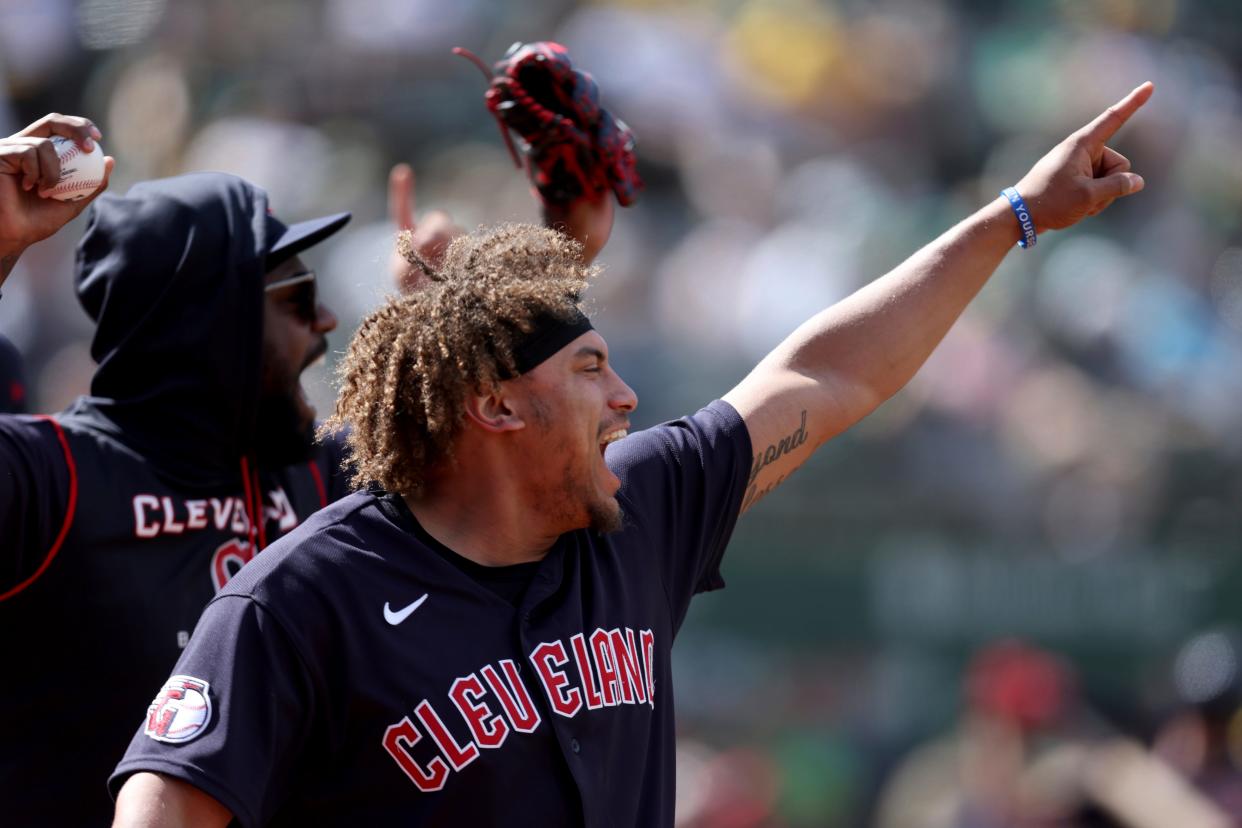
383, 594, 428, 626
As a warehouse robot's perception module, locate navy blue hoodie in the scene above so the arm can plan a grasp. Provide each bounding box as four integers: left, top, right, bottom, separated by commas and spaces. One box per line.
0, 173, 352, 827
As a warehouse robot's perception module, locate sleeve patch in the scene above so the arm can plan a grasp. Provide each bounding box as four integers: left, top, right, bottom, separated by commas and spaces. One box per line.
144, 675, 213, 744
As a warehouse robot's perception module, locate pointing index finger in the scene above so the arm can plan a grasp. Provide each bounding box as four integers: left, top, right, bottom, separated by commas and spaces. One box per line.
1077, 81, 1154, 147
388, 163, 416, 231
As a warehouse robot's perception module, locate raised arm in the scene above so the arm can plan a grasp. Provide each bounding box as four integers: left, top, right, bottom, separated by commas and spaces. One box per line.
0, 114, 113, 588
543, 194, 614, 265
387, 162, 465, 293
387, 41, 634, 291
0, 113, 113, 289
386, 160, 615, 294
723, 82, 1154, 512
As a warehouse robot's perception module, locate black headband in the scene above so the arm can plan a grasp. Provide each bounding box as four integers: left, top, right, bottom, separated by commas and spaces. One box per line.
509, 308, 594, 376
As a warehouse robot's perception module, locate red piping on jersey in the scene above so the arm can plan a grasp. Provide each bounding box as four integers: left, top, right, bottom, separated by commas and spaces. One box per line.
0, 417, 78, 602
307, 460, 327, 509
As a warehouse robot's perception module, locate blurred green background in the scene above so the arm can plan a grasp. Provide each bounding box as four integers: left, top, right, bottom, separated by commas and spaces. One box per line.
4, 0, 1242, 824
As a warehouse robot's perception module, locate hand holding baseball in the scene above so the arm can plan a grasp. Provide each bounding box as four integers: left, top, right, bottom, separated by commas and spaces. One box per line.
0, 113, 114, 258
1014, 82, 1153, 233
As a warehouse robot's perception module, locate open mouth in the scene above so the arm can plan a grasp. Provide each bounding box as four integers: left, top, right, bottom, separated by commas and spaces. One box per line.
295, 340, 330, 420
598, 428, 628, 457
302, 338, 329, 372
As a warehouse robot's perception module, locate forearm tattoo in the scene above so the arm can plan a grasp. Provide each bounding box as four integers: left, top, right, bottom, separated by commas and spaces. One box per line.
741, 410, 808, 511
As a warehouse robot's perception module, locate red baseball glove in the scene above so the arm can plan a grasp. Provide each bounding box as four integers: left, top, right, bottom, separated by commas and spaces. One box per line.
455, 42, 643, 209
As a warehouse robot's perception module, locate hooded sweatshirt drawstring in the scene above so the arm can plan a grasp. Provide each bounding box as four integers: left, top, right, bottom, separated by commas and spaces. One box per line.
253, 463, 267, 549
239, 456, 266, 552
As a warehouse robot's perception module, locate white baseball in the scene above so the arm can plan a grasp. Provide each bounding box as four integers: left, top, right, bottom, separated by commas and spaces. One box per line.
46, 135, 105, 202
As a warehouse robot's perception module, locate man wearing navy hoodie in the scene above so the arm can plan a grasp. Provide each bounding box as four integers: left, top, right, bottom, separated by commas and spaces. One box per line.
0, 115, 356, 826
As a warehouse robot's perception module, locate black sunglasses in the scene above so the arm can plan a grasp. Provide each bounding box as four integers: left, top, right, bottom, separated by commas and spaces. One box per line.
264, 270, 318, 323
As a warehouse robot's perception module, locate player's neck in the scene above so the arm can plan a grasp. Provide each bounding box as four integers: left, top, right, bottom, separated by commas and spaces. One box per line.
402, 466, 562, 568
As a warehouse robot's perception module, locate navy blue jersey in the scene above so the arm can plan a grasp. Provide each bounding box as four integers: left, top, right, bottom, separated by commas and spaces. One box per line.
0, 413, 351, 827
111, 401, 751, 827
0, 173, 355, 827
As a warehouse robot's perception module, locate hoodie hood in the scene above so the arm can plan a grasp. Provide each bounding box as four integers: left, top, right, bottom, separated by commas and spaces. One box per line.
69, 172, 270, 488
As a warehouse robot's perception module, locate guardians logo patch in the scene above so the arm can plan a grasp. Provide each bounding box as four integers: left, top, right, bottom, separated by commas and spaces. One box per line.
144, 675, 212, 744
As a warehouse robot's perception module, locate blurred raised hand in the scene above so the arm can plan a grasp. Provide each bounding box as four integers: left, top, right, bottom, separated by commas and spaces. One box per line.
388, 163, 463, 294
455, 41, 636, 266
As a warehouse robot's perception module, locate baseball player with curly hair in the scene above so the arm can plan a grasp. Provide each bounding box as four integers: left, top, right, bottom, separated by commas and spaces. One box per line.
0, 45, 634, 827
111, 80, 1153, 826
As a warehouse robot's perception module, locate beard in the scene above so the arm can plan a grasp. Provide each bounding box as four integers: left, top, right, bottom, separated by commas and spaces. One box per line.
524, 394, 626, 534
254, 385, 316, 466
255, 334, 327, 467
587, 496, 625, 534
542, 451, 626, 535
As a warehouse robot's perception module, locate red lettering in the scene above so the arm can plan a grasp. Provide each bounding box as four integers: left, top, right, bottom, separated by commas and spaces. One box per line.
481, 660, 540, 733
449, 674, 508, 749
211, 539, 254, 592
530, 641, 582, 719
610, 628, 646, 705
382, 717, 449, 792
146, 685, 186, 736
414, 700, 478, 771
571, 633, 604, 710
640, 629, 656, 709
590, 629, 621, 706
133, 495, 160, 538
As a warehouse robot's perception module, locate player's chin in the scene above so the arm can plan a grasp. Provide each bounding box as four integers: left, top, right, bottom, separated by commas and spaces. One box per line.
294, 381, 317, 427
255, 387, 319, 465
596, 448, 622, 493
587, 495, 624, 534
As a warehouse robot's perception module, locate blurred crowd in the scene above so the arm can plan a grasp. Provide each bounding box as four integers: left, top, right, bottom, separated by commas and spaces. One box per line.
4, 0, 1242, 824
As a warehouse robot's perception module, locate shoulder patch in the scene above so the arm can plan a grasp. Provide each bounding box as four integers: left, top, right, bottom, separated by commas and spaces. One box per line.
144, 675, 213, 744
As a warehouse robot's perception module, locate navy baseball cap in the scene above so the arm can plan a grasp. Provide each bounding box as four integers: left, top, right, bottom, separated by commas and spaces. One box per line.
265, 210, 351, 270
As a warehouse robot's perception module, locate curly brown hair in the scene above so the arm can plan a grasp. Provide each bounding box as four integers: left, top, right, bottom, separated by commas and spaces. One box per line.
320, 223, 598, 495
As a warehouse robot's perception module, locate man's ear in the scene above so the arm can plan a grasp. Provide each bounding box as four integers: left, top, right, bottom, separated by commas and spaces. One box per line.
463, 385, 526, 433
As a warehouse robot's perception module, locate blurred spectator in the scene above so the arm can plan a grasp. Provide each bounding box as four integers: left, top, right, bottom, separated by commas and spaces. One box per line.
875, 640, 1233, 828
1152, 629, 1242, 820
874, 641, 1084, 828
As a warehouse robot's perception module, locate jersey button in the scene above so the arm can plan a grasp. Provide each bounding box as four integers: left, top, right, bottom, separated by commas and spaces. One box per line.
570, 737, 581, 755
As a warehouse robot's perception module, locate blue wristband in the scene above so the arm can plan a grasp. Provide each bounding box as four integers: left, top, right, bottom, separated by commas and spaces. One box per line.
1000, 187, 1036, 249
